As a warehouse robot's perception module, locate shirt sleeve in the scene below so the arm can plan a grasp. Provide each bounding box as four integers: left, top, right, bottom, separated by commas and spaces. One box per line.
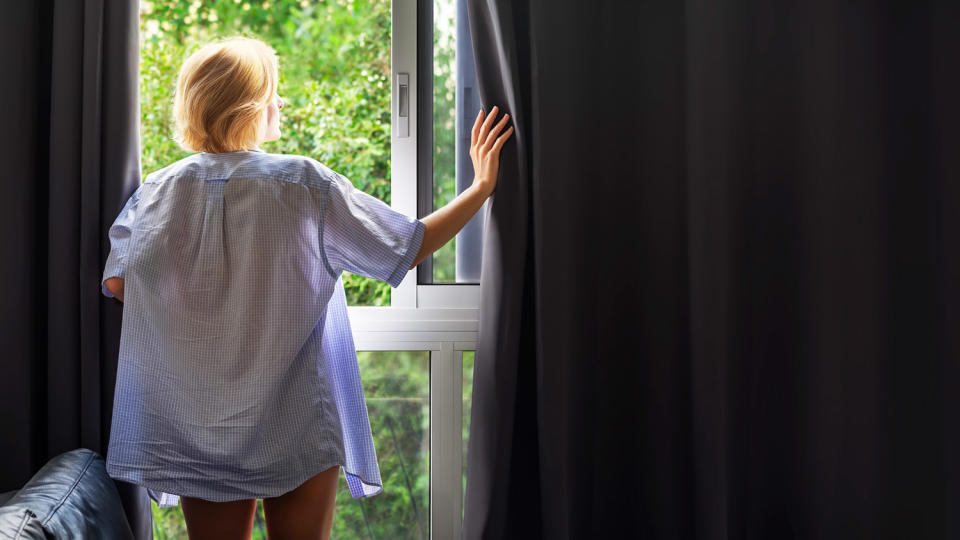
321, 172, 426, 288
100, 186, 142, 298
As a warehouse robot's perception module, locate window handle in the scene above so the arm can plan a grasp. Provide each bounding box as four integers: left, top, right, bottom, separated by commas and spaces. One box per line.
397, 73, 409, 138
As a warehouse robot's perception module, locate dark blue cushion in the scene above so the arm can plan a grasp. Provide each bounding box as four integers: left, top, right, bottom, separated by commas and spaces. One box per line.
0, 448, 134, 539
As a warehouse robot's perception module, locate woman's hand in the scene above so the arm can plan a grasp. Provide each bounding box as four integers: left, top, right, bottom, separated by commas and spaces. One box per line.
470, 106, 514, 198
104, 277, 124, 302
411, 106, 514, 269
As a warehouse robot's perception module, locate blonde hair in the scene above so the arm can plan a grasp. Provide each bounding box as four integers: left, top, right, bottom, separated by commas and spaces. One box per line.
173, 37, 279, 153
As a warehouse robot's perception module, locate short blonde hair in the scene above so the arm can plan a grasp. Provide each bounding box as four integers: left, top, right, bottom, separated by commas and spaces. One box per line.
173, 37, 279, 153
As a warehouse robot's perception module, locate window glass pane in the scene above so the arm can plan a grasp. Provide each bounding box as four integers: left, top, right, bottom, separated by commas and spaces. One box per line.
334, 350, 431, 539
462, 350, 475, 515
432, 0, 483, 283
432, 0, 456, 282
138, 0, 392, 307
150, 501, 188, 538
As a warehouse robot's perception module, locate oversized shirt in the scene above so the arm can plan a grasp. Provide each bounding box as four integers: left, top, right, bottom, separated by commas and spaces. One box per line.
100, 149, 425, 506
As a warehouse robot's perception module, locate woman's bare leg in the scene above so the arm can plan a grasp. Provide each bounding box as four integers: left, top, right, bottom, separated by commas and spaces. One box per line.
262, 465, 340, 540
180, 496, 257, 540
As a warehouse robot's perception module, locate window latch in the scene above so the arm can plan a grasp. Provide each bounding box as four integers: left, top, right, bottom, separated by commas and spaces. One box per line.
397, 73, 409, 138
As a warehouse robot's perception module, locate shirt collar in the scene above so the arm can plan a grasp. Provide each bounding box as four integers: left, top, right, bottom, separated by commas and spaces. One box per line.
200, 148, 265, 155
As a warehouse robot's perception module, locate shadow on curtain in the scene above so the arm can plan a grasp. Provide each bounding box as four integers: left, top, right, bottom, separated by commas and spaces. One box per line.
0, 1, 151, 538
463, 1, 959, 538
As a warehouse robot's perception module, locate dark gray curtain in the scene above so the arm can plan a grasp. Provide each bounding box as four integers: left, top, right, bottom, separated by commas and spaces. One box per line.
0, 1, 151, 538
464, 1, 959, 539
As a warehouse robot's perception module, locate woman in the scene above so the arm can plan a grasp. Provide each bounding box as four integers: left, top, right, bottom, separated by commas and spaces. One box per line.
100, 36, 512, 539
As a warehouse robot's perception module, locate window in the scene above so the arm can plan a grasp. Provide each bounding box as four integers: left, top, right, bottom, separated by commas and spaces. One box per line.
140, 1, 480, 538
349, 311, 476, 540
390, 0, 484, 310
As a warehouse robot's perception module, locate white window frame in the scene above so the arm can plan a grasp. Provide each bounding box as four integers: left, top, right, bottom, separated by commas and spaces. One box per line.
343, 1, 481, 538
387, 0, 481, 312
349, 310, 476, 540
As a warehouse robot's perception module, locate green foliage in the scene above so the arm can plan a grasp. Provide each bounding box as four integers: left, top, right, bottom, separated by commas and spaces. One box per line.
461, 350, 474, 514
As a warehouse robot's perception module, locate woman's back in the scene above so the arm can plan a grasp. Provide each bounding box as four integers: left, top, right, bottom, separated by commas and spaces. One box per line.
101, 148, 425, 506
129, 150, 332, 369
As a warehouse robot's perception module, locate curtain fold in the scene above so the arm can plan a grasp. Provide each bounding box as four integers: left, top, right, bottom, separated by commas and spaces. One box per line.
465, 1, 959, 538
0, 1, 151, 538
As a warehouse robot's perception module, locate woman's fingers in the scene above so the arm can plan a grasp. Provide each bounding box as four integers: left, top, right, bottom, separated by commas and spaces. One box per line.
484, 113, 511, 148
477, 105, 499, 148
490, 126, 514, 155
471, 109, 484, 148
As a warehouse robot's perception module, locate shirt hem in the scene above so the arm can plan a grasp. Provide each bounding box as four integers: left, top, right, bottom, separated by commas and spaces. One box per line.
106, 454, 348, 505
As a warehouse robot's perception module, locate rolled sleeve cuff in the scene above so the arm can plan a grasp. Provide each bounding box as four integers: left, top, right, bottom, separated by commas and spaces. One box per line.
385, 219, 426, 289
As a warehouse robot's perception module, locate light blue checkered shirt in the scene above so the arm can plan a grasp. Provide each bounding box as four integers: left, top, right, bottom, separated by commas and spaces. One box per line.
100, 149, 425, 506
